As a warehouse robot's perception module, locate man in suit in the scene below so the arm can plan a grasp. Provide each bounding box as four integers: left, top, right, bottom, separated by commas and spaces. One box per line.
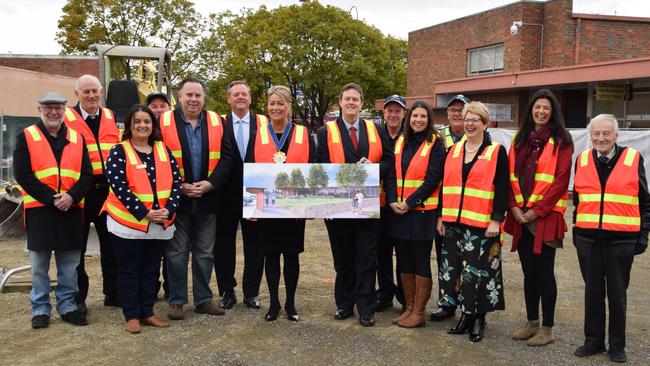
64, 74, 121, 314
160, 77, 233, 320
317, 83, 394, 326
213, 80, 264, 310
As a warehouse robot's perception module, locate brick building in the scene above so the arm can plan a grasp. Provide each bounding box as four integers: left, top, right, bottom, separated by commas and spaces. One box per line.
378, 0, 650, 128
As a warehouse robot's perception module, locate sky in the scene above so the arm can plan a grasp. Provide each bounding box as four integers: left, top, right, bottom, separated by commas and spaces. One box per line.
0, 0, 649, 55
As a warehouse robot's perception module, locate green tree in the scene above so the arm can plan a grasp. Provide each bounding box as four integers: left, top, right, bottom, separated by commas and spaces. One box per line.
56, 0, 206, 81
274, 172, 290, 187
336, 164, 368, 187
307, 164, 329, 189
290, 168, 306, 188
203, 2, 407, 126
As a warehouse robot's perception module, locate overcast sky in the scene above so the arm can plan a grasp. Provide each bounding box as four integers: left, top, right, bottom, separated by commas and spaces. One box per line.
1, 0, 648, 54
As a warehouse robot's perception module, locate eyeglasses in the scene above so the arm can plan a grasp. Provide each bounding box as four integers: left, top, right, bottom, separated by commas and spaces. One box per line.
40, 105, 65, 112
464, 118, 482, 124
447, 107, 463, 114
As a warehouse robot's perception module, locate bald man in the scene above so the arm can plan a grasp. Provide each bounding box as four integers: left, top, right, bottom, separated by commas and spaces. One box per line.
64, 75, 121, 313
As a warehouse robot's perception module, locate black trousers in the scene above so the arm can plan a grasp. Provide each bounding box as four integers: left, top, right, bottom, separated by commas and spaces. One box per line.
575, 235, 635, 352
213, 205, 262, 298
76, 185, 118, 303
325, 219, 380, 316
394, 238, 433, 278
376, 223, 403, 303
111, 234, 164, 321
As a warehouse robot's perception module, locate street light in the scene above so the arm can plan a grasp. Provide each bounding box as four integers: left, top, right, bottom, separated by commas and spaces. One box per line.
350, 5, 358, 20
510, 20, 544, 69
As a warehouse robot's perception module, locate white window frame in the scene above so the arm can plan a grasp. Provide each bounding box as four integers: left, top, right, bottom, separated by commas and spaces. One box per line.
467, 44, 504, 76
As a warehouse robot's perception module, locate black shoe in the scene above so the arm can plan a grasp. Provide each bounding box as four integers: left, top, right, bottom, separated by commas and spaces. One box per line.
608, 349, 627, 363
265, 304, 280, 322
359, 314, 376, 327
374, 297, 393, 312
219, 291, 237, 309
77, 302, 88, 316
469, 315, 485, 342
574, 344, 607, 357
334, 308, 354, 320
61, 310, 88, 326
31, 315, 49, 329
430, 307, 456, 321
104, 296, 121, 307
285, 303, 299, 321
448, 313, 474, 334
243, 296, 261, 309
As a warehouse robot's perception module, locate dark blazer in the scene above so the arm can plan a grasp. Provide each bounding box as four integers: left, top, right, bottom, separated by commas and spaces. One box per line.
14, 121, 93, 251
219, 111, 259, 216
171, 108, 233, 214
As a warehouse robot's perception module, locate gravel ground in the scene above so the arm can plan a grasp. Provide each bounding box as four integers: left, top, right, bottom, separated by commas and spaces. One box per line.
1, 213, 649, 365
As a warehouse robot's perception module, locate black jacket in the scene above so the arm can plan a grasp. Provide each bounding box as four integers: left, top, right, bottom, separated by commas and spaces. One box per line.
14, 121, 93, 251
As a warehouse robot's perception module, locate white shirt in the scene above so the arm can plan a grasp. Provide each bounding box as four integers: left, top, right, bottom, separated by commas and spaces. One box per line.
342, 118, 360, 141
80, 106, 100, 120
107, 215, 176, 240
232, 111, 251, 153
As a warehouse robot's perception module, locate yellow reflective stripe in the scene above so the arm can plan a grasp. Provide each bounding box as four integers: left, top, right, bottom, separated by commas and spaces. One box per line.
135, 193, 154, 203
162, 111, 171, 126
99, 143, 116, 150
68, 129, 78, 144
207, 111, 220, 126
106, 202, 147, 225
260, 120, 270, 145
326, 122, 340, 143
23, 195, 37, 204
394, 136, 404, 154
514, 194, 523, 204
555, 198, 568, 208
122, 143, 138, 165
397, 179, 424, 188
442, 207, 458, 217
580, 150, 589, 167
60, 169, 80, 180
179, 168, 185, 176
295, 125, 305, 144
579, 193, 601, 202
460, 209, 491, 223
103, 108, 113, 120
92, 161, 103, 170
26, 125, 42, 141
171, 150, 182, 158
464, 187, 494, 199
34, 167, 58, 179
482, 143, 497, 160
509, 173, 519, 181
529, 194, 543, 203
424, 197, 438, 205
452, 143, 462, 158
624, 148, 637, 166
445, 134, 454, 149
580, 193, 639, 204
209, 151, 221, 159
534, 173, 555, 183
65, 108, 77, 121
158, 189, 171, 199
421, 141, 433, 156
443, 186, 462, 195
87, 144, 99, 152
154, 141, 167, 162
577, 213, 640, 226
365, 120, 377, 143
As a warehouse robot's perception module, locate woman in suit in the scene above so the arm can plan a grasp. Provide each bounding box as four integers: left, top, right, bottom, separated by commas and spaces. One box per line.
437, 101, 508, 342
387, 100, 445, 328
504, 89, 573, 346
103, 105, 182, 333
250, 85, 316, 321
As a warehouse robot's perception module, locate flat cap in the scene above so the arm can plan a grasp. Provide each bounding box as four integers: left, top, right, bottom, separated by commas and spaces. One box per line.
38, 92, 67, 104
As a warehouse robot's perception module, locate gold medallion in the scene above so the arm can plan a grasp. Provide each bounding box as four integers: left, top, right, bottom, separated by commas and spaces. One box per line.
273, 151, 287, 164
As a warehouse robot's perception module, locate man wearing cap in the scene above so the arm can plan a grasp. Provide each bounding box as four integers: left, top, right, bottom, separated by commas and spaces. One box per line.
64, 74, 121, 313
14, 92, 93, 328
147, 92, 171, 119
430, 93, 470, 322
375, 94, 406, 312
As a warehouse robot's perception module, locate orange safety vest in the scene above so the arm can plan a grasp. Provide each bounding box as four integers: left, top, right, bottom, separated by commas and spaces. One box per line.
441, 141, 500, 228
64, 107, 119, 175
101, 140, 174, 232
325, 120, 383, 163
394, 135, 440, 210
21, 124, 84, 212
508, 137, 568, 214
159, 110, 223, 181
254, 120, 309, 163
574, 147, 641, 232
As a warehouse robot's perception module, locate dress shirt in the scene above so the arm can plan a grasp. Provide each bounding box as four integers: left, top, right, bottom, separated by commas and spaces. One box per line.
232, 111, 251, 155
181, 111, 205, 182
342, 118, 360, 141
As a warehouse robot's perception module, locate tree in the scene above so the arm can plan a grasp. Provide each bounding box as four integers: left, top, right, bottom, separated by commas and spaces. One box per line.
307, 164, 329, 189
274, 172, 290, 187
203, 2, 407, 127
336, 164, 368, 188
290, 168, 306, 188
56, 0, 206, 81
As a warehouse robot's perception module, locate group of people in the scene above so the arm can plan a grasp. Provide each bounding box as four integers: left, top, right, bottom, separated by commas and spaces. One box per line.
19, 74, 648, 362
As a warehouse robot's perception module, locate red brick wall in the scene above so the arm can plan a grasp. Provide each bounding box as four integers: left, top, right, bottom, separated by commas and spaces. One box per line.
541, 0, 575, 68
577, 19, 650, 64
0, 56, 98, 78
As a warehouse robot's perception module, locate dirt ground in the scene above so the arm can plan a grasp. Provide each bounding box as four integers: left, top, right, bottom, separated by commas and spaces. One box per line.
1, 213, 650, 365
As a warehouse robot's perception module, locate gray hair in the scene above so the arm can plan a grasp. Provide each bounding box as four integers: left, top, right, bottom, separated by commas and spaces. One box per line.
75, 74, 102, 92
587, 114, 619, 134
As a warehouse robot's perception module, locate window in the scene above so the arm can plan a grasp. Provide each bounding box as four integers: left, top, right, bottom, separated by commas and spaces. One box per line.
467, 44, 504, 76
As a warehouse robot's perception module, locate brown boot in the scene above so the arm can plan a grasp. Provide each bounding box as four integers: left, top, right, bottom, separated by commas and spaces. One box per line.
194, 300, 225, 316
142, 315, 170, 328
527, 326, 554, 346
512, 320, 539, 340
167, 304, 184, 320
392, 273, 415, 324
398, 275, 432, 328
125, 319, 141, 334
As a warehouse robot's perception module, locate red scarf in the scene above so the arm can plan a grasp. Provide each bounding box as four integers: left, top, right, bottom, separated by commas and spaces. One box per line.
515, 125, 551, 200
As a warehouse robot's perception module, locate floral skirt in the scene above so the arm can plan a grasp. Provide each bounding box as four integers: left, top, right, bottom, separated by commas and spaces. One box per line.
437, 223, 505, 314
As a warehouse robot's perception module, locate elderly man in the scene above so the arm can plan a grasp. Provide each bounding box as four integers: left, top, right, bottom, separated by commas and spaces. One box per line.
64, 74, 121, 313
146, 92, 171, 119
375, 94, 406, 312
572, 114, 650, 363
14, 92, 93, 328
160, 77, 232, 320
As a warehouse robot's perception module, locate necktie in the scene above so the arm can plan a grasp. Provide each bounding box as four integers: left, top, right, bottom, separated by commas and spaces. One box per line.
598, 156, 609, 164
236, 120, 245, 160
349, 126, 358, 151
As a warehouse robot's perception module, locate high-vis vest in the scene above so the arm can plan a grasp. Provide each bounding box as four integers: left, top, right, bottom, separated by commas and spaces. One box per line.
254, 121, 309, 163
21, 124, 84, 211
574, 147, 641, 232
64, 107, 119, 175
160, 110, 223, 181
508, 137, 568, 214
441, 141, 500, 228
102, 140, 174, 232
443, 126, 466, 150
394, 135, 439, 210
325, 120, 383, 163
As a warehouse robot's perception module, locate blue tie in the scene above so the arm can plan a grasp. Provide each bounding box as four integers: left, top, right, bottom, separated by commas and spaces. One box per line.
236, 120, 246, 160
